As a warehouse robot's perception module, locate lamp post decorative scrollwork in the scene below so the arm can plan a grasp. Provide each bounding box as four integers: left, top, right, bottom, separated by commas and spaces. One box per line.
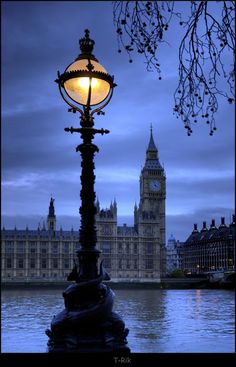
45, 29, 130, 353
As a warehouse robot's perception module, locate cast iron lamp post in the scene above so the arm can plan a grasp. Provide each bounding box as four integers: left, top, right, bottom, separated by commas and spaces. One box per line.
45, 29, 130, 353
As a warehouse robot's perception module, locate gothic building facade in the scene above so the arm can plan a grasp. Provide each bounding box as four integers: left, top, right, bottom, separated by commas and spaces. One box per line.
1, 129, 166, 283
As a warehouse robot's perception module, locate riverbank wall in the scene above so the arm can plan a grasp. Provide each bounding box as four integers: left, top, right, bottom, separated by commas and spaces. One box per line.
2, 278, 234, 290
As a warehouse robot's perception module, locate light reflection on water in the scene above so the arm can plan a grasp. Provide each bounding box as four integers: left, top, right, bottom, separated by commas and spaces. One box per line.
1, 288, 235, 353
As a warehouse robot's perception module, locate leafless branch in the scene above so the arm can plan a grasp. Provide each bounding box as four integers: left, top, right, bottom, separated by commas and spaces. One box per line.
113, 1, 235, 135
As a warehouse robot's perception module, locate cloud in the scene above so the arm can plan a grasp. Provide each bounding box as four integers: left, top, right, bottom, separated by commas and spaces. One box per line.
167, 207, 234, 242
2, 1, 234, 242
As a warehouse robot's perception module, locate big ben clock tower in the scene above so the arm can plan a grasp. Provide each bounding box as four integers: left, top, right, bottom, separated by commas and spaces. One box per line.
135, 126, 166, 280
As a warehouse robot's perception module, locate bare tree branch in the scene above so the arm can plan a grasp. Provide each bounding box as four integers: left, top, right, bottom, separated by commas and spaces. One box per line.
113, 1, 235, 135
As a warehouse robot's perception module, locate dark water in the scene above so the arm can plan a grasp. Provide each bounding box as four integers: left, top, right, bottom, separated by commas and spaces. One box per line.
1, 288, 235, 353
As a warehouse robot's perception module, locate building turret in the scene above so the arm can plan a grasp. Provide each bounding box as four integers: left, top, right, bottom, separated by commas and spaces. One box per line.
192, 223, 198, 233
113, 199, 117, 214
134, 202, 138, 229
110, 200, 117, 217
167, 234, 176, 247
47, 197, 56, 231
219, 217, 226, 228
210, 219, 217, 230
230, 214, 235, 226
201, 221, 207, 232
95, 198, 100, 213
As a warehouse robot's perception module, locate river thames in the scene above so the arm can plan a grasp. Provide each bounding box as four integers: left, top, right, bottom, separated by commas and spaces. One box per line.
1, 288, 235, 353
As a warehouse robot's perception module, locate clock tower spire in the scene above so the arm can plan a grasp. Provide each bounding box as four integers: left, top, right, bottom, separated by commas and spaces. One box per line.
145, 124, 162, 169
146, 124, 158, 160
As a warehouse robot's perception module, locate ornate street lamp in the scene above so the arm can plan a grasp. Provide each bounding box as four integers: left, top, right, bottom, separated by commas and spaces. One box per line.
46, 30, 130, 353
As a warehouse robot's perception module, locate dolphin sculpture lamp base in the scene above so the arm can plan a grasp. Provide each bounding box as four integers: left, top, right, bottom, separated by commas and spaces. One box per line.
46, 262, 130, 353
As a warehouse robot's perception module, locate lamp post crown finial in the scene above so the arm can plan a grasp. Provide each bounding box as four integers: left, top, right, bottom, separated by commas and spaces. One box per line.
79, 29, 95, 56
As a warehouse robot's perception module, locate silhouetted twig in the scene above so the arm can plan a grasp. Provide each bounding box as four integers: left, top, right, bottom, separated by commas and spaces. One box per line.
113, 1, 235, 135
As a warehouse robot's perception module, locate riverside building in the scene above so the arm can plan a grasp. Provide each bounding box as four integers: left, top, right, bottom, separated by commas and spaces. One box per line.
181, 216, 235, 274
1, 129, 166, 283
165, 234, 184, 275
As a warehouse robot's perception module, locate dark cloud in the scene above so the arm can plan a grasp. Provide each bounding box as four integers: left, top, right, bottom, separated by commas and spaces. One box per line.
2, 1, 234, 242
167, 207, 235, 242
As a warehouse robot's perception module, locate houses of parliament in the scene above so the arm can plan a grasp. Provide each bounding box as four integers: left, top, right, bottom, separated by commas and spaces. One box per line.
1, 129, 167, 282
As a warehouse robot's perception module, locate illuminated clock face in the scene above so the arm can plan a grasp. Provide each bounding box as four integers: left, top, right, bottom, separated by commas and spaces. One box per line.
149, 180, 161, 192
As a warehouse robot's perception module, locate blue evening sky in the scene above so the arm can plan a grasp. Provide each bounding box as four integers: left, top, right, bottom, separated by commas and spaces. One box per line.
1, 1, 235, 241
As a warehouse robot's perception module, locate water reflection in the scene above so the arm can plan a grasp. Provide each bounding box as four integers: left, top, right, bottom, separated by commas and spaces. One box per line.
1, 288, 235, 353
113, 289, 167, 351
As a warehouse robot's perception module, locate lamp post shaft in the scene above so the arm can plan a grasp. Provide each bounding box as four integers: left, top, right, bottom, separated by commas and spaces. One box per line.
76, 113, 100, 280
